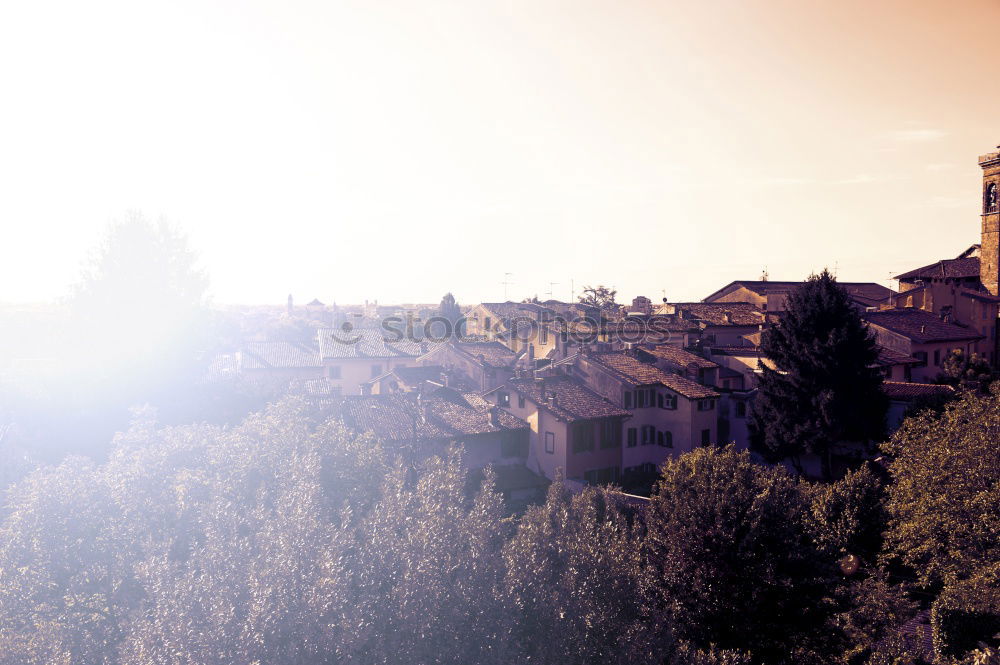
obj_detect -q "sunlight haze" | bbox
[2,0,999,305]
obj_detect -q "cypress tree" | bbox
[749,270,886,479]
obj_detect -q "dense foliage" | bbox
[750,270,887,479]
[3,390,999,664]
[882,385,1000,590]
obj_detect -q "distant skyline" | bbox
[2,0,1000,306]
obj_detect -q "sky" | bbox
[2,0,1000,306]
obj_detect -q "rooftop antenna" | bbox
[570,278,575,303]
[502,272,514,300]
[546,282,559,299]
[761,266,769,282]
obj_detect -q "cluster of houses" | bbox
[215,145,1000,493]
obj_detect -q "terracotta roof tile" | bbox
[588,352,719,399]
[864,309,984,343]
[640,345,719,370]
[895,257,980,281]
[317,328,432,359]
[240,341,321,369]
[507,374,631,422]
[882,381,955,401]
[666,303,765,326]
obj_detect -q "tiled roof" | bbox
[874,347,921,367]
[882,381,955,401]
[240,341,322,369]
[895,257,980,281]
[507,374,631,422]
[341,388,528,442]
[706,345,762,356]
[317,328,432,359]
[704,281,895,303]
[641,345,719,370]
[365,365,445,386]
[864,309,984,343]
[668,303,764,326]
[588,352,720,399]
[456,341,519,368]
[478,301,556,321]
[958,288,1000,303]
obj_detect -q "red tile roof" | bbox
[640,345,719,370]
[506,374,631,423]
[240,341,321,369]
[864,309,984,343]
[318,328,431,359]
[341,388,528,441]
[587,352,719,399]
[882,381,955,401]
[894,257,980,281]
[704,281,894,303]
[667,303,765,326]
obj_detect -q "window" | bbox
[635,390,648,408]
[545,431,555,454]
[370,364,383,378]
[497,391,510,407]
[698,399,715,411]
[571,422,595,453]
[484,316,492,331]
[518,395,525,409]
[641,425,655,446]
[627,427,637,447]
[661,393,677,410]
[735,401,747,418]
[933,350,941,366]
[913,351,928,368]
[624,391,633,409]
[657,430,673,448]
[328,365,342,380]
[701,429,711,446]
[600,420,621,449]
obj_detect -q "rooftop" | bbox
[587,351,720,399]
[240,341,321,369]
[663,302,765,326]
[506,374,631,422]
[639,345,719,370]
[882,381,955,401]
[703,280,895,304]
[894,257,980,282]
[864,308,984,344]
[341,388,528,441]
[317,328,431,359]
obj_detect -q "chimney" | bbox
[536,376,547,399]
[723,311,733,324]
[920,325,926,334]
[547,393,557,409]
[416,394,427,424]
[488,406,502,428]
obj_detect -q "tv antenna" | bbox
[546,282,559,299]
[502,272,514,300]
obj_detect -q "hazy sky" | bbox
[2,0,1000,306]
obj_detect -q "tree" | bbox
[938,349,997,394]
[749,270,887,479]
[438,292,462,325]
[644,446,838,665]
[881,385,1000,589]
[504,481,670,665]
[578,285,618,313]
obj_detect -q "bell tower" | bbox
[979,147,1000,295]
